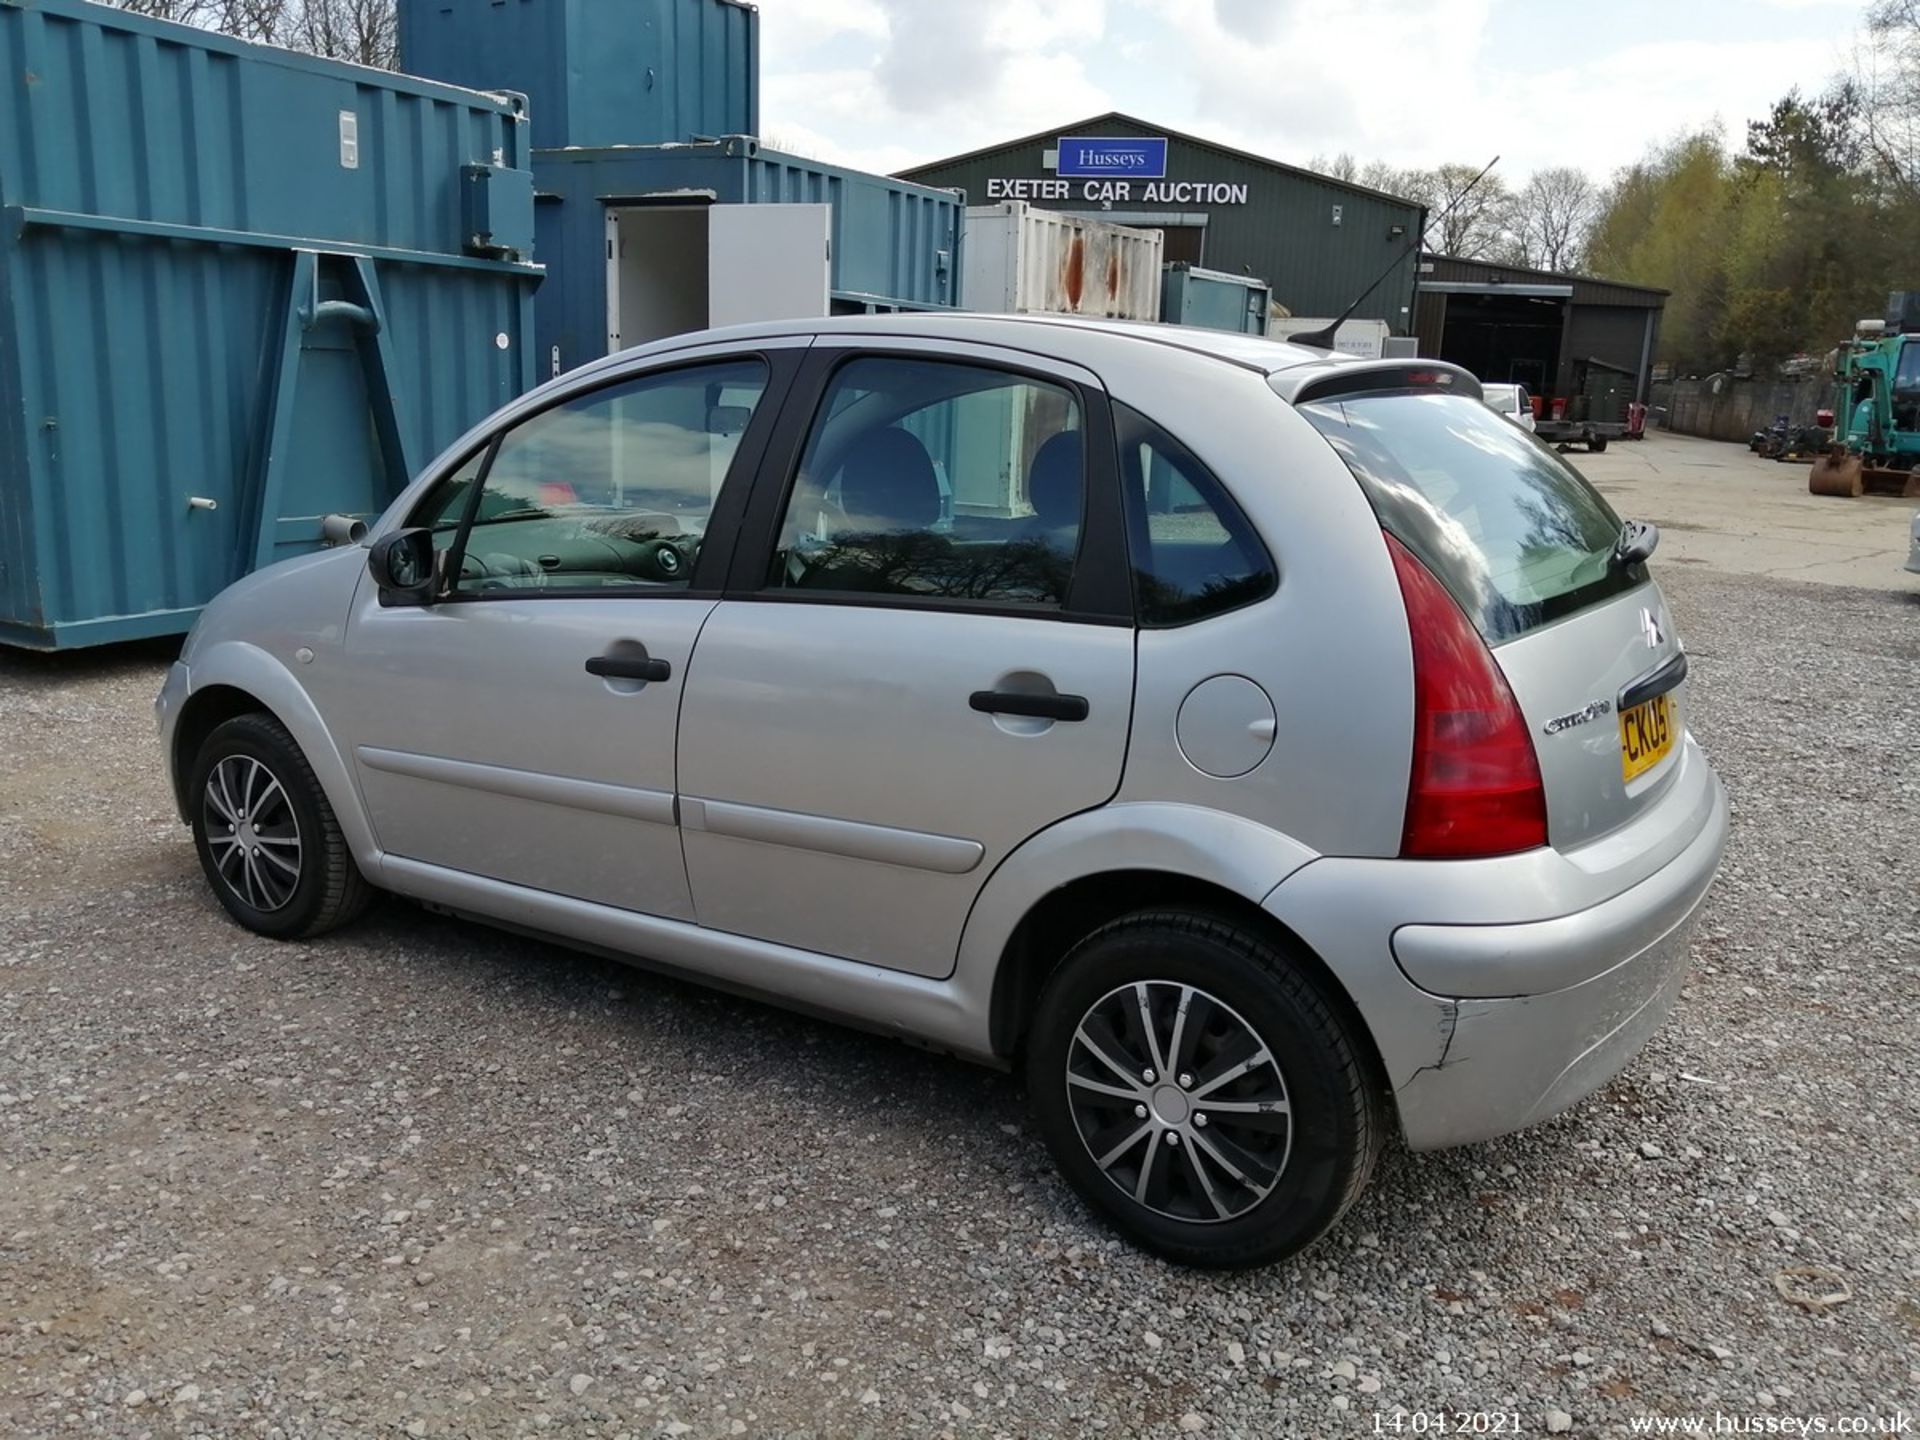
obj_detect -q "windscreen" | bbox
[1895,338,1920,397]
[1299,389,1643,643]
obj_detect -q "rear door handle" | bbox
[969,690,1089,722]
[586,654,672,682]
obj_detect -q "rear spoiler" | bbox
[1277,360,1483,406]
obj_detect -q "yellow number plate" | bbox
[1618,693,1675,782]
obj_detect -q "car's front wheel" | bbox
[1026,910,1384,1268]
[189,713,375,939]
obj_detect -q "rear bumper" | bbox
[1265,736,1729,1150]
[1389,780,1724,1148]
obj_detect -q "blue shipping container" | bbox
[535,138,963,376]
[399,0,758,152]
[0,0,544,649]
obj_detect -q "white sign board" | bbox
[1275,317,1390,360]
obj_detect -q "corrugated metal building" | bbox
[1414,253,1667,403]
[897,113,1426,332]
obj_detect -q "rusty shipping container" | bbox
[961,201,1164,321]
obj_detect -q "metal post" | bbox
[247,250,318,573]
[343,256,413,499]
[1636,307,1657,405]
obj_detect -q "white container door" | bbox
[707,203,832,328]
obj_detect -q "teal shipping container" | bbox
[1161,263,1272,337]
[400,0,758,152]
[0,0,543,649]
[397,0,960,377]
[534,138,963,376]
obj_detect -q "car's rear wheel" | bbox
[189,713,374,939]
[1025,910,1383,1268]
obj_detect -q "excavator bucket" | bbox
[1862,466,1916,497]
[1808,449,1863,497]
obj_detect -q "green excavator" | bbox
[1808,290,1920,498]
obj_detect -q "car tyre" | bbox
[1025,909,1384,1269]
[189,713,375,939]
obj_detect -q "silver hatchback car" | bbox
[159,315,1727,1268]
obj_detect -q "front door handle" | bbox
[969,689,1089,722]
[586,654,671,683]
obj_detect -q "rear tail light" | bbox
[1386,533,1547,858]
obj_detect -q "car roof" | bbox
[587,311,1366,382]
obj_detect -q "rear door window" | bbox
[765,356,1085,609]
[1298,389,1639,642]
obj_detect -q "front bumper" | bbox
[155,661,192,817]
[1266,738,1730,1150]
[1906,513,1920,574]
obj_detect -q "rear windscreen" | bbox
[1298,390,1642,643]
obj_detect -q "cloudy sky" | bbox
[757,0,1870,186]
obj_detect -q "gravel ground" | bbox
[2,566,1917,1439]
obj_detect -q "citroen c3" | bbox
[158,314,1728,1268]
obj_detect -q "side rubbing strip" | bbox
[683,797,985,875]
[356,747,677,826]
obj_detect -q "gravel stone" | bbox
[0,568,1915,1437]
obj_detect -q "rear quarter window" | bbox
[1298,389,1641,643]
[1115,403,1275,626]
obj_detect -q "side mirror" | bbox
[368,528,437,606]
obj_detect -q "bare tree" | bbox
[1423,161,1512,259]
[102,0,395,68]
[1308,151,1361,183]
[1511,166,1597,271]
[761,132,823,161]
[112,0,286,39]
[1302,155,1529,256]
[1861,0,1920,198]
[293,0,397,68]
[1359,160,1429,202]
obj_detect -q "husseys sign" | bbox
[982,135,1251,206]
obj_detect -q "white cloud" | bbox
[758,0,1115,174]
[756,0,888,52]
[755,0,1859,184]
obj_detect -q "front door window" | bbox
[410,360,769,593]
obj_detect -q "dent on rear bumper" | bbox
[1265,740,1730,1150]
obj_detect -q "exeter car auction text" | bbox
[985,177,1251,204]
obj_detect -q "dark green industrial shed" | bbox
[1413,253,1668,404]
[897,113,1427,331]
